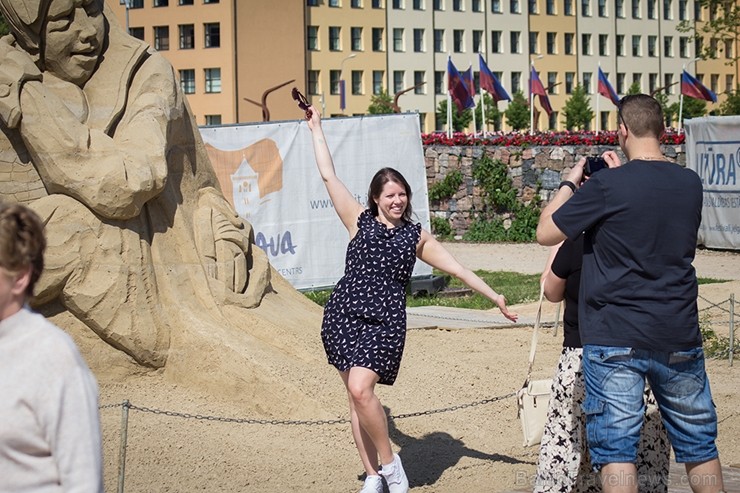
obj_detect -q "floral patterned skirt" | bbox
[533,347,670,493]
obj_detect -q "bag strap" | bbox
[523,281,546,387]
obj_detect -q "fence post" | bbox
[118,400,130,493]
[730,294,735,367]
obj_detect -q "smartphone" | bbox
[584,156,607,177]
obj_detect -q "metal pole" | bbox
[117,400,130,493]
[730,293,735,367]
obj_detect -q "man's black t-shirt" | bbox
[551,235,584,348]
[552,160,703,351]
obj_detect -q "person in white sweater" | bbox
[0,202,104,493]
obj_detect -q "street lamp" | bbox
[678,56,701,133]
[339,53,357,112]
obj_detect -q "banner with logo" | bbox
[199,114,433,289]
[685,116,740,250]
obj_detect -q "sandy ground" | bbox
[91,243,740,493]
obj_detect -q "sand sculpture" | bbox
[0,0,304,384]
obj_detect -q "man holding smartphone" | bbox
[536,94,725,493]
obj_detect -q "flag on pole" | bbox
[448,57,474,114]
[478,54,511,102]
[597,67,620,106]
[461,66,477,108]
[681,70,717,102]
[529,65,553,115]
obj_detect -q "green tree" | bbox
[652,92,676,127]
[436,99,473,132]
[475,93,504,131]
[561,85,594,130]
[0,11,8,36]
[677,0,740,64]
[719,87,740,115]
[626,82,642,95]
[367,89,395,115]
[670,96,708,125]
[504,91,529,131]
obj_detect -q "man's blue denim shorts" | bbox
[582,345,718,467]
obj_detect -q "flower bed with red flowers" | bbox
[420,130,685,147]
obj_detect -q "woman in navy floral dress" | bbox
[306,105,518,493]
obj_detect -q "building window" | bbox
[547,32,556,54]
[564,32,574,54]
[154,26,169,51]
[307,0,319,5]
[393,71,404,92]
[205,115,221,125]
[472,0,482,11]
[665,73,676,94]
[648,35,657,57]
[351,70,363,95]
[154,0,168,6]
[414,71,425,94]
[129,0,143,7]
[582,0,591,16]
[473,30,483,53]
[529,0,538,14]
[546,0,556,13]
[329,26,341,51]
[633,72,642,90]
[695,36,703,57]
[435,71,444,94]
[204,0,219,3]
[664,36,673,57]
[564,0,574,15]
[393,28,405,52]
[179,24,194,49]
[179,0,193,5]
[726,74,735,93]
[617,72,625,93]
[549,112,558,130]
[581,33,591,55]
[511,71,521,93]
[710,74,719,93]
[352,27,363,51]
[529,32,539,54]
[491,31,502,52]
[583,71,592,93]
[725,39,734,59]
[330,70,340,95]
[413,0,424,8]
[565,72,575,93]
[632,35,641,56]
[308,70,319,95]
[616,0,625,16]
[454,29,464,52]
[373,70,384,94]
[373,0,383,6]
[679,36,689,57]
[307,26,319,50]
[372,28,384,51]
[453,0,463,10]
[598,0,606,16]
[647,0,656,18]
[352,0,362,6]
[204,23,220,48]
[632,0,640,18]
[179,69,195,94]
[329,0,340,6]
[434,29,444,52]
[511,31,521,53]
[129,27,144,40]
[393,0,404,7]
[679,0,687,19]
[205,68,221,93]
[547,72,557,94]
[434,0,443,9]
[649,73,658,93]
[511,0,520,13]
[617,34,625,56]
[663,0,672,18]
[599,34,608,55]
[492,0,502,11]
[414,28,425,52]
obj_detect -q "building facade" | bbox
[107,0,738,131]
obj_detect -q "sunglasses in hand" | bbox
[292,87,313,120]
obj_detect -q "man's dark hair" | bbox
[618,94,665,139]
[0,203,46,296]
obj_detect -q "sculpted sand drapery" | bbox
[0,0,272,368]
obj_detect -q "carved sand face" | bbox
[43,0,105,86]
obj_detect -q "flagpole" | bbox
[530,60,535,135]
[447,55,452,138]
[596,62,601,134]
[481,89,487,136]
[678,57,701,134]
[470,62,477,136]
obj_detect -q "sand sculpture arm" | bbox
[15,55,173,220]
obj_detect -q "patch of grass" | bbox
[302,271,541,309]
[697,277,727,285]
[700,315,739,360]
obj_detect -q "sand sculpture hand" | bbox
[0,36,41,128]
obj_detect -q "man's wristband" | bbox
[559,180,576,193]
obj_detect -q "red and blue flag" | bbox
[529,66,553,115]
[597,67,620,106]
[478,54,511,102]
[448,58,474,114]
[681,70,717,102]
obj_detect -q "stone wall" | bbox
[424,144,686,238]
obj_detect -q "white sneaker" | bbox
[360,475,383,493]
[379,454,409,493]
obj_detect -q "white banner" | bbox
[685,115,740,250]
[199,114,433,290]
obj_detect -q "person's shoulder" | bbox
[21,309,87,366]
